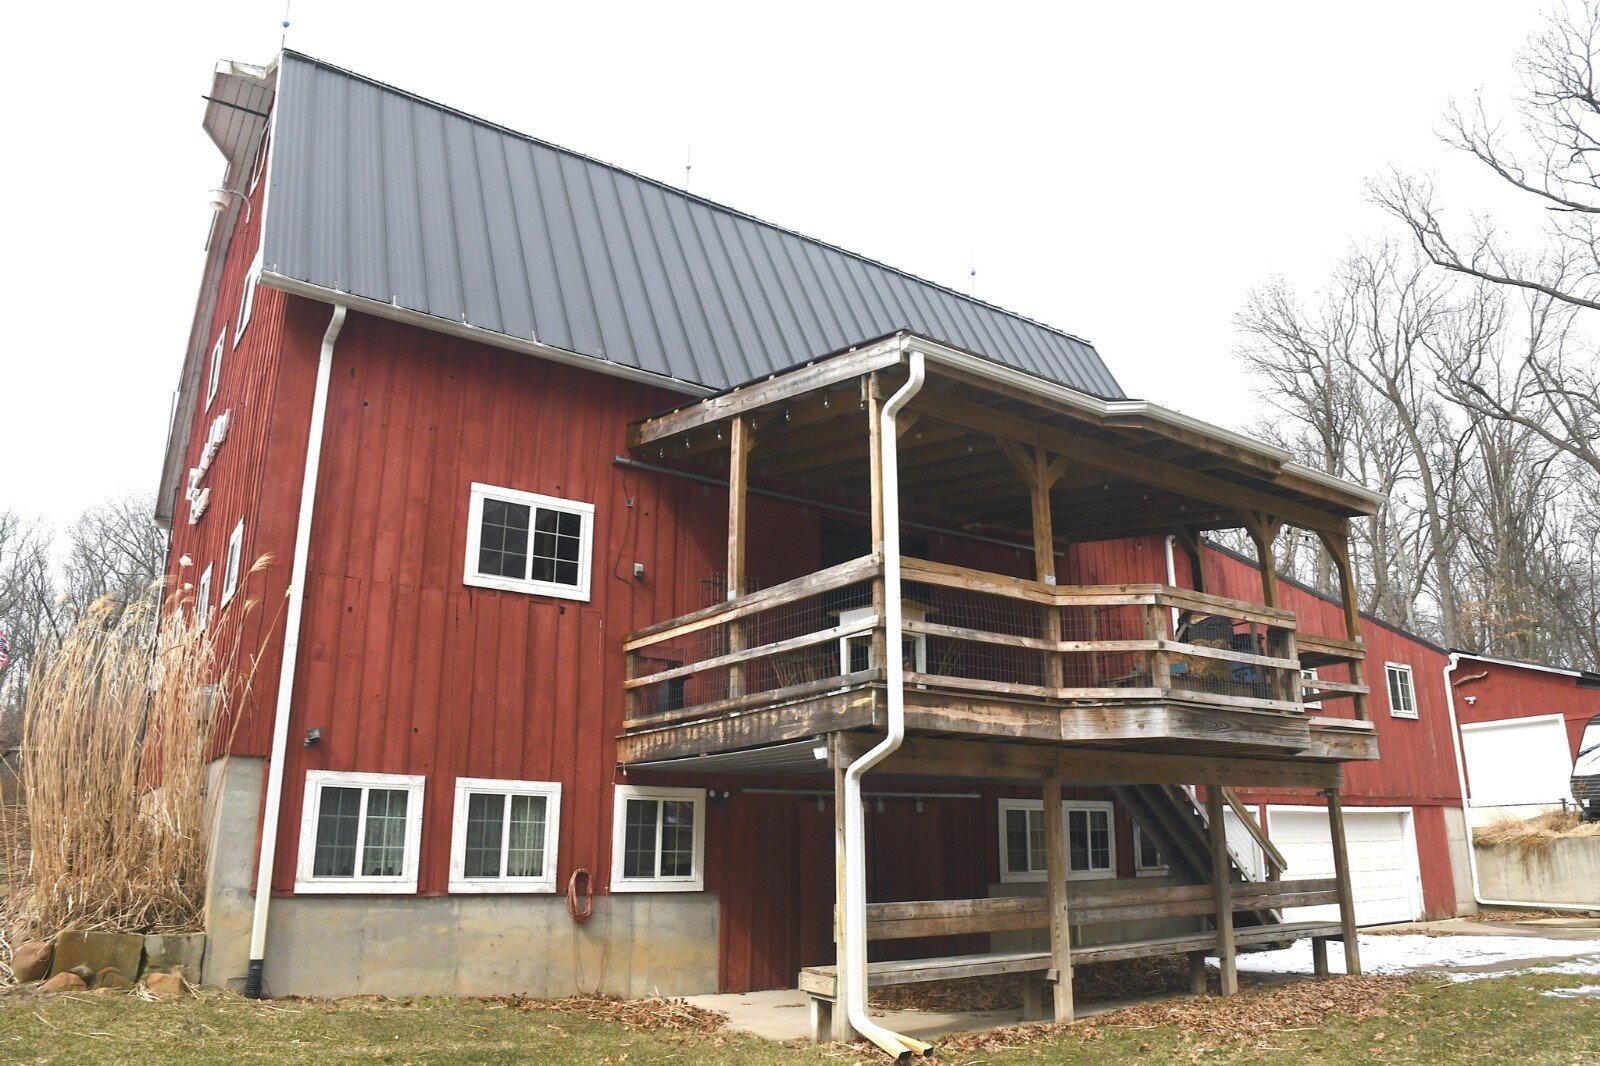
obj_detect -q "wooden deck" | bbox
[620,554,1376,769]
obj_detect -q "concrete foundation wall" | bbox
[202,757,720,998]
[1474,838,1600,909]
[1441,806,1479,917]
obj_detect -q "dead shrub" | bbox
[1474,809,1600,856]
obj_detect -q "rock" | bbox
[39,972,87,992]
[69,965,95,984]
[49,931,144,983]
[141,971,185,997]
[10,940,52,983]
[94,967,133,990]
[143,933,206,981]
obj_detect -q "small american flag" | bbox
[0,628,9,674]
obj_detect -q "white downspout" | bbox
[1443,652,1596,913]
[842,351,931,1062]
[244,303,348,997]
[1163,534,1180,630]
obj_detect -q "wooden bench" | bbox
[802,879,1345,1041]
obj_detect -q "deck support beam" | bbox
[1004,445,1070,687]
[1206,786,1239,995]
[828,733,857,1042]
[726,415,753,697]
[1322,787,1363,975]
[1042,777,1074,1022]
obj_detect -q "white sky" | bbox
[0,0,1549,530]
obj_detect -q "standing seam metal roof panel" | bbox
[264,52,1125,398]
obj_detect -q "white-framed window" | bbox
[295,770,425,894]
[206,332,226,409]
[998,799,1117,882]
[196,564,213,632]
[220,518,244,607]
[448,778,561,893]
[1385,662,1418,719]
[1133,823,1168,876]
[610,785,705,892]
[464,483,594,601]
[235,251,261,344]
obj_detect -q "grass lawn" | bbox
[0,971,1595,1065]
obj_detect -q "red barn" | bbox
[159,51,1581,1038]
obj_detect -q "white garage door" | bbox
[1461,715,1574,808]
[1268,808,1420,926]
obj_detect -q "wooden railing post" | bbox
[1042,777,1074,1022]
[1147,602,1172,696]
[1001,443,1069,690]
[866,375,889,672]
[1206,786,1239,995]
[1318,527,1370,721]
[726,414,753,698]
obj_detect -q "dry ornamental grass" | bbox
[0,562,273,958]
[1473,809,1600,855]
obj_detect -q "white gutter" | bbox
[244,303,348,997]
[841,350,932,1062]
[1442,652,1597,912]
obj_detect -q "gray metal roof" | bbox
[264,52,1124,398]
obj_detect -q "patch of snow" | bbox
[1542,984,1600,999]
[1237,934,1600,978]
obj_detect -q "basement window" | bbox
[464,483,594,601]
[448,778,562,893]
[998,799,1117,882]
[295,771,424,894]
[610,785,705,892]
[196,564,213,632]
[206,332,225,409]
[220,518,244,607]
[1386,662,1418,719]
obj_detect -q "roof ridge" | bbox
[278,49,1098,352]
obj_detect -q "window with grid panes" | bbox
[465,483,594,601]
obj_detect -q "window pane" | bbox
[1387,668,1402,708]
[1068,810,1089,872]
[478,499,531,579]
[531,507,582,586]
[623,799,658,879]
[362,788,410,877]
[1027,810,1046,873]
[1088,810,1111,870]
[313,786,361,877]
[464,792,505,878]
[1005,809,1030,873]
[660,800,696,877]
[1139,829,1162,869]
[507,794,547,878]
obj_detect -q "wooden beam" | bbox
[1206,786,1238,995]
[1042,777,1074,1022]
[726,414,753,697]
[1318,528,1371,721]
[829,733,857,1042]
[866,374,888,670]
[921,394,1349,535]
[1323,788,1363,975]
[629,340,903,446]
[1241,511,1284,608]
[842,734,1344,789]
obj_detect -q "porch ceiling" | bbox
[628,334,1379,543]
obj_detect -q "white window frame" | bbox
[196,564,213,632]
[997,798,1118,883]
[206,332,225,410]
[220,518,244,607]
[610,785,705,892]
[1385,661,1418,719]
[234,251,261,344]
[463,483,594,601]
[1133,823,1168,876]
[448,777,562,893]
[294,770,425,894]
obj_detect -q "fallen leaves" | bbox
[519,992,729,1034]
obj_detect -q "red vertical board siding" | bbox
[1453,661,1600,759]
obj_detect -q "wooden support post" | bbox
[829,734,857,1042]
[1318,528,1370,721]
[1042,777,1074,1022]
[866,375,888,672]
[1312,937,1330,978]
[1206,786,1239,995]
[1323,787,1362,976]
[1006,445,1069,688]
[1147,604,1172,695]
[1188,951,1209,995]
[726,415,753,698]
[1241,511,1283,609]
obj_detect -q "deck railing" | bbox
[624,555,1321,730]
